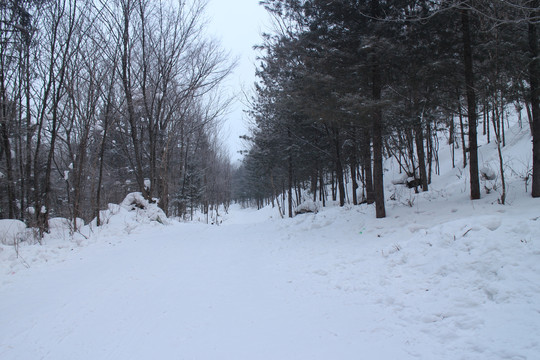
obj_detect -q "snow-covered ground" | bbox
[1,124,539,359]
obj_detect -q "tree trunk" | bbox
[121,2,149,200]
[288,153,293,218]
[24,48,33,223]
[458,102,467,167]
[363,127,375,204]
[331,171,336,201]
[311,172,317,202]
[333,127,346,207]
[526,101,534,134]
[491,114,506,204]
[450,116,455,168]
[414,117,428,191]
[501,100,506,147]
[350,163,358,205]
[482,104,489,136]
[372,63,386,218]
[427,119,433,183]
[461,7,481,200]
[95,57,117,226]
[288,129,293,217]
[319,169,326,207]
[96,121,108,226]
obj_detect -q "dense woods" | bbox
[235,0,540,217]
[0,0,234,232]
[2,0,540,232]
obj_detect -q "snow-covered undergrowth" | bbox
[1,125,539,359]
[0,192,168,272]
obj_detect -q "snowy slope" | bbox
[1,124,539,359]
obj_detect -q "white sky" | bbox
[205,1,270,163]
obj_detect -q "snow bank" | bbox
[0,193,172,275]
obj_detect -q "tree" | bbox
[460,3,481,200]
[0,0,235,234]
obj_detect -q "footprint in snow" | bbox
[483,218,502,231]
[313,269,328,276]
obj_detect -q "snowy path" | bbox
[1,201,540,359]
[0,219,402,359]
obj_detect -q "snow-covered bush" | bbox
[0,220,27,245]
[480,166,496,181]
[295,200,320,215]
[120,192,169,225]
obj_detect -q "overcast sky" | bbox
[205,1,270,163]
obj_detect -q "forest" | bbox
[0,0,235,234]
[1,0,540,236]
[234,0,540,218]
[3,2,540,357]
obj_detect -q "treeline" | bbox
[234,0,540,217]
[0,0,234,232]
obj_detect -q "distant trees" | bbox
[0,0,235,231]
[235,0,540,217]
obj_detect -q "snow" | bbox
[0,220,27,245]
[49,217,84,230]
[480,166,496,181]
[119,192,168,225]
[0,124,539,359]
[392,173,408,185]
[294,200,320,214]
